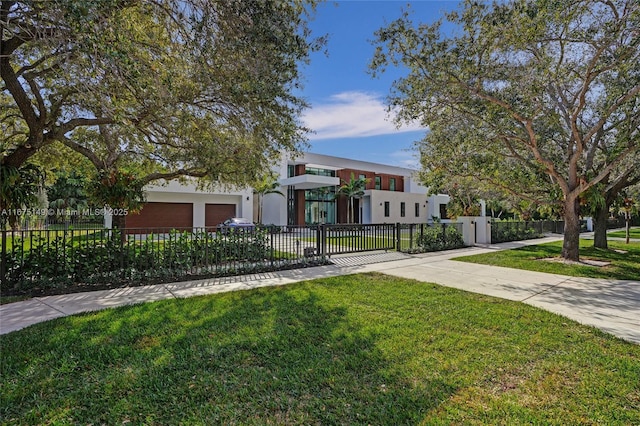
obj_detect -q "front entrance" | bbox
[305,200,336,224]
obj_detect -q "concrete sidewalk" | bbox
[1,236,639,344]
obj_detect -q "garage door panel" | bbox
[125,202,193,230]
[205,204,236,227]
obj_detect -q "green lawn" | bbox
[454,239,640,280]
[0,228,106,251]
[608,227,640,239]
[1,273,639,424]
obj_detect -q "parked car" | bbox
[218,217,255,233]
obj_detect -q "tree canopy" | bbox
[1,0,323,189]
[371,0,640,260]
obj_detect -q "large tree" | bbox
[1,0,322,187]
[371,0,639,261]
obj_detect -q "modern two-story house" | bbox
[261,152,450,226]
[115,152,449,229]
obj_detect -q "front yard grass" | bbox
[608,227,640,239]
[454,239,640,280]
[1,273,639,424]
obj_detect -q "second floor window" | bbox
[375,176,381,190]
[389,178,396,191]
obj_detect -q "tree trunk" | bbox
[349,198,354,224]
[562,196,581,261]
[592,203,609,249]
[112,214,125,230]
[110,214,127,244]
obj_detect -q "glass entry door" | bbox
[305,200,335,224]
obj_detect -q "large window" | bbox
[304,186,336,224]
[400,202,406,217]
[287,186,295,225]
[305,167,335,177]
[384,201,390,217]
[375,176,381,190]
[389,178,396,191]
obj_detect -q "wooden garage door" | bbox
[205,204,236,227]
[125,202,193,230]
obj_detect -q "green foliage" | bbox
[0,163,44,228]
[336,172,369,223]
[253,172,285,224]
[88,169,145,212]
[2,228,274,294]
[491,221,543,243]
[46,170,91,218]
[414,224,465,252]
[371,0,640,260]
[2,0,325,189]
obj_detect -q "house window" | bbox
[415,203,420,217]
[305,167,335,177]
[400,202,406,217]
[389,178,396,191]
[384,201,390,217]
[439,204,448,219]
[375,176,381,190]
[359,173,366,180]
[287,186,296,225]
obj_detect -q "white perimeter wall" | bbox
[261,191,288,225]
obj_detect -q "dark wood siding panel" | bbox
[205,204,236,227]
[336,169,376,190]
[125,202,193,230]
[294,164,306,176]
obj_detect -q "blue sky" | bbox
[300,1,461,168]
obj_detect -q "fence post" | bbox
[270,228,274,268]
[0,229,6,287]
[396,223,401,252]
[319,224,326,257]
[119,228,125,279]
[316,225,321,258]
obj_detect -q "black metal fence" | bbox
[399,222,465,253]
[606,215,640,229]
[321,223,396,256]
[1,222,466,296]
[490,219,591,243]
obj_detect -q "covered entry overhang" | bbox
[279,174,340,190]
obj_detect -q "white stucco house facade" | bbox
[113,152,450,229]
[261,152,450,226]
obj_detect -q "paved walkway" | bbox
[1,236,639,344]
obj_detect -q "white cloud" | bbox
[302,91,425,140]
[389,150,420,169]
